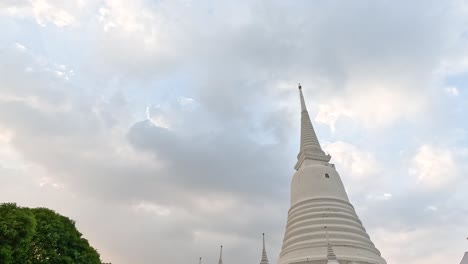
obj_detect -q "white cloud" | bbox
[315,102,353,132]
[409,144,460,190]
[31,0,75,27]
[146,105,171,129]
[178,97,195,107]
[1,0,85,27]
[372,227,462,264]
[14,42,27,51]
[133,201,171,216]
[0,130,23,170]
[38,176,64,190]
[193,194,239,214]
[425,205,438,212]
[98,0,160,37]
[92,0,184,76]
[445,86,460,96]
[315,85,427,130]
[324,141,380,179]
[366,193,393,202]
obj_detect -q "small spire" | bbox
[199,257,202,264]
[325,227,340,264]
[295,83,331,170]
[298,83,308,113]
[218,245,223,264]
[260,233,269,264]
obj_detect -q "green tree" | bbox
[0,203,107,264]
[0,203,36,263]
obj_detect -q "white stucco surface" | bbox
[277,86,386,264]
[460,252,468,264]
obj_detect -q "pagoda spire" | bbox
[259,233,269,264]
[218,245,223,264]
[295,84,330,170]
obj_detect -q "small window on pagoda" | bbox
[325,173,330,178]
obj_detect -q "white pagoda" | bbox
[277,85,387,264]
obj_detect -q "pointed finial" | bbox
[199,257,202,264]
[263,233,265,249]
[218,245,223,264]
[298,83,307,113]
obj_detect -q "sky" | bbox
[1,0,468,263]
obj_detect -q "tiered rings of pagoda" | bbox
[278,162,386,264]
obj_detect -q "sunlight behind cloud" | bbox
[316,85,427,130]
[324,141,380,179]
[133,200,171,216]
[315,102,353,132]
[32,0,75,27]
[445,86,460,96]
[146,105,171,129]
[409,144,460,190]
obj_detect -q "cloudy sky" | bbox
[1,0,468,263]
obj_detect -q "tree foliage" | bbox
[0,203,107,264]
[0,203,36,263]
